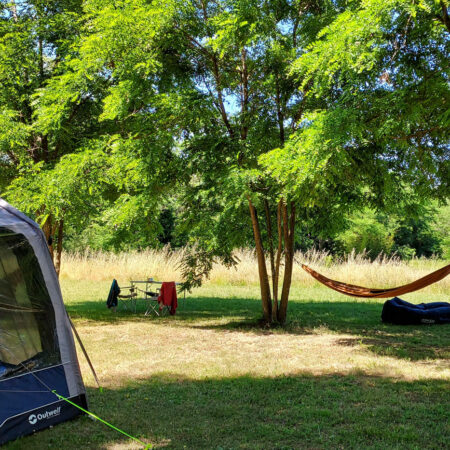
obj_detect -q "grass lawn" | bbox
[4,281,450,449]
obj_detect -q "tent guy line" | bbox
[13,358,151,450]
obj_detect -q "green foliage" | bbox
[263,0,449,211]
[337,211,396,258]
[0,0,107,242]
[335,205,447,259]
[394,218,442,259]
[432,204,450,259]
[5,142,111,226]
[1,0,448,298]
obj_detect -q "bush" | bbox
[336,211,395,259]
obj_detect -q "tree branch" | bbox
[275,75,285,144]
[4,150,19,166]
[196,0,235,138]
[211,56,235,138]
[240,47,249,140]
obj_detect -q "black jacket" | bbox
[107,279,120,308]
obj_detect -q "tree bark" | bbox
[54,219,64,277]
[211,56,235,138]
[273,199,283,320]
[264,199,277,318]
[248,197,272,324]
[50,221,58,262]
[199,0,235,139]
[42,216,54,261]
[439,0,450,33]
[278,200,295,324]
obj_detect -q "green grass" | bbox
[4,281,450,449]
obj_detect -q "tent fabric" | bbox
[381,297,450,325]
[301,263,450,298]
[0,198,87,445]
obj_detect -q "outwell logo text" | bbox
[28,406,61,425]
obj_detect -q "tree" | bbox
[47,0,345,323]
[1,0,173,271]
[432,204,450,259]
[66,0,440,324]
[261,0,449,267]
[157,0,348,324]
[0,0,104,271]
[4,145,115,274]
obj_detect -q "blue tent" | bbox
[0,199,87,445]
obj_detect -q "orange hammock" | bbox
[301,263,450,298]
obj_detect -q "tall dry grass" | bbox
[60,248,450,293]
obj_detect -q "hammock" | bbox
[301,263,450,298]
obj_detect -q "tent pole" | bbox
[68,316,102,390]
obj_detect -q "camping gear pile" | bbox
[0,199,87,445]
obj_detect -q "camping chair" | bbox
[131,278,178,316]
[124,279,166,316]
[143,288,170,316]
[142,279,170,316]
[117,286,138,312]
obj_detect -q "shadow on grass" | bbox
[6,373,450,450]
[66,296,261,324]
[190,300,450,361]
[67,296,450,362]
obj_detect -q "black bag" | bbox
[381,297,450,325]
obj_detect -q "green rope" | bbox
[52,390,151,449]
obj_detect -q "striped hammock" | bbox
[301,263,450,298]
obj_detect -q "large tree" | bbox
[0,0,170,272]
[262,0,449,220]
[62,0,347,324]
[0,0,105,273]
[51,0,449,324]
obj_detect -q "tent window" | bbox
[0,227,61,379]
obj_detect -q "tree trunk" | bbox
[273,199,283,320]
[278,201,295,324]
[263,199,277,318]
[42,216,55,262]
[248,197,272,324]
[54,219,64,277]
